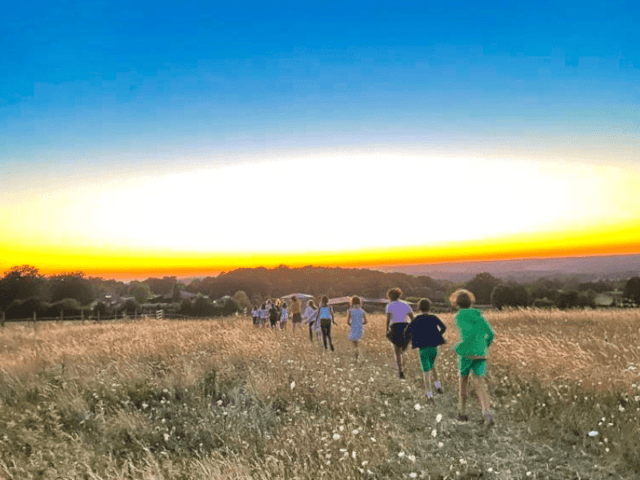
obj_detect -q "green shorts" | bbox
[418,347,438,372]
[459,357,487,377]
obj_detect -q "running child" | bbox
[303,299,318,342]
[405,298,446,403]
[251,305,259,327]
[280,302,289,330]
[314,296,336,351]
[450,289,495,426]
[385,287,414,379]
[347,296,367,360]
[258,303,268,328]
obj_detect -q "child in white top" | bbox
[314,295,336,351]
[258,303,268,328]
[303,300,318,342]
[385,287,414,379]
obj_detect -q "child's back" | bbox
[455,308,494,358]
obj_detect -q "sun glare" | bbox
[1,153,639,275]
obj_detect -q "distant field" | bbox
[1,309,639,479]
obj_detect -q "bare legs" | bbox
[394,345,405,378]
[458,375,492,423]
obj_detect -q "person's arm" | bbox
[485,318,495,348]
[347,309,352,326]
[386,312,392,333]
[436,316,447,334]
[331,306,336,325]
[362,311,367,325]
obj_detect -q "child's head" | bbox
[351,296,361,307]
[308,300,316,309]
[261,303,266,309]
[387,287,402,301]
[321,295,329,305]
[282,302,287,308]
[449,289,476,309]
[291,295,297,302]
[418,298,431,312]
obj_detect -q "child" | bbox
[290,296,302,332]
[450,289,495,426]
[347,296,367,360]
[385,287,415,379]
[303,299,318,342]
[280,302,289,330]
[269,300,280,329]
[405,298,446,402]
[259,303,268,328]
[314,296,336,351]
[251,304,259,327]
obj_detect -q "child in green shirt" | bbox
[450,289,495,426]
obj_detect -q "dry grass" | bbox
[1,309,639,479]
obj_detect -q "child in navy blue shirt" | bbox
[405,298,447,402]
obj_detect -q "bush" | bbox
[491,284,529,310]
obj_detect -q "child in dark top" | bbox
[405,298,447,402]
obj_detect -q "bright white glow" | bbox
[3,154,640,253]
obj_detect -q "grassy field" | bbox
[1,309,639,479]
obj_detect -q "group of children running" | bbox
[250,287,495,426]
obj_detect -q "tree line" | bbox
[1,264,639,322]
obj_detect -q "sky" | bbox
[1,1,639,279]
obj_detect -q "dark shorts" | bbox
[387,323,410,349]
[292,313,302,323]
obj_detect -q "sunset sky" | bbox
[2,1,639,279]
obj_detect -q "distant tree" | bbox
[50,298,81,318]
[192,295,216,317]
[491,284,528,310]
[93,301,109,317]
[556,291,579,309]
[171,284,182,303]
[0,265,44,310]
[122,298,140,315]
[623,277,640,306]
[465,273,501,305]
[143,276,178,295]
[49,272,95,305]
[6,297,47,320]
[232,291,251,312]
[128,282,151,304]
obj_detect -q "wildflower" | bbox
[398,451,405,458]
[589,431,599,437]
[290,381,296,390]
[436,413,443,423]
[414,403,422,411]
[438,442,444,448]
[431,429,437,438]
[333,434,341,440]
[408,454,416,463]
[526,472,532,477]
[410,474,417,478]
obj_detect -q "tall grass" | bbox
[1,310,639,479]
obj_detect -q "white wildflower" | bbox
[436,413,443,423]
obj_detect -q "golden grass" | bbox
[2,308,639,391]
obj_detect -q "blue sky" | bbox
[3,0,638,173]
[2,1,640,275]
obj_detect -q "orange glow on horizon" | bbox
[2,220,638,280]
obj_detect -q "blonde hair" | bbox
[448,289,476,308]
